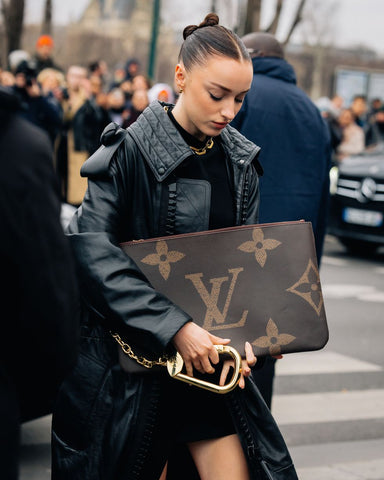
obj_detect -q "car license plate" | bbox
[343,208,383,227]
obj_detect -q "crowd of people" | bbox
[0,34,177,206]
[2,34,383,209]
[317,93,384,164]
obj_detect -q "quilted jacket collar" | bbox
[128,100,260,182]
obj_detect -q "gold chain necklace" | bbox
[190,137,214,155]
[163,105,214,155]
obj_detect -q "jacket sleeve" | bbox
[67,140,192,355]
[243,161,261,226]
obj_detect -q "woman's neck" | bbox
[172,101,207,142]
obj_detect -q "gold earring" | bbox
[179,88,183,93]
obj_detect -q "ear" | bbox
[174,63,186,92]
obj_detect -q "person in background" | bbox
[231,32,331,409]
[124,57,140,81]
[315,96,343,163]
[0,69,15,87]
[109,63,127,90]
[32,34,62,74]
[365,105,384,147]
[148,82,176,104]
[11,58,62,145]
[55,65,90,206]
[350,94,368,131]
[329,94,344,118]
[88,59,109,89]
[0,85,79,480]
[336,108,365,161]
[122,88,149,128]
[131,73,151,92]
[7,50,30,74]
[37,67,66,125]
[106,87,130,125]
[80,74,112,154]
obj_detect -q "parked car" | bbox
[328,143,384,253]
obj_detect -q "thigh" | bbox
[187,434,250,480]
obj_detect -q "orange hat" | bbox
[36,35,54,48]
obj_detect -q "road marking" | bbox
[322,284,384,302]
[297,459,384,480]
[272,389,384,425]
[275,351,382,376]
[321,256,348,267]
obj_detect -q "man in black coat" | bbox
[0,86,79,480]
[232,33,331,409]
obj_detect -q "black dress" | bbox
[157,110,237,444]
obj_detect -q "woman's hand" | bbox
[220,341,257,390]
[172,322,231,377]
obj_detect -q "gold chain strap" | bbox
[111,332,168,369]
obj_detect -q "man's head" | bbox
[35,35,54,60]
[241,32,284,59]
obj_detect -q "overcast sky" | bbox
[25,0,384,56]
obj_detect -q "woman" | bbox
[336,107,365,162]
[52,13,297,480]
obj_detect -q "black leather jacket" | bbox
[52,101,298,480]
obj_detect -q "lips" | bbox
[212,121,228,129]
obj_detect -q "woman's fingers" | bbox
[184,359,194,378]
[209,334,231,345]
[200,355,215,374]
[220,360,233,386]
[245,341,257,367]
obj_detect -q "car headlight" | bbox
[329,166,339,195]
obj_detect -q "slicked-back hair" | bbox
[178,13,251,71]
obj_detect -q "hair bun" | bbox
[182,13,219,40]
[199,13,219,28]
[183,25,199,40]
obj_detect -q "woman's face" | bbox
[173,55,253,141]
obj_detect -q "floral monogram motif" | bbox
[141,240,185,280]
[238,228,281,267]
[252,318,296,355]
[286,259,323,315]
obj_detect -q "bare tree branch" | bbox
[1,0,25,56]
[265,0,283,34]
[283,0,306,45]
[244,0,262,35]
[42,0,52,35]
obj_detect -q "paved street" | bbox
[19,235,384,479]
[273,235,384,479]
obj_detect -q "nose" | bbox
[220,99,236,122]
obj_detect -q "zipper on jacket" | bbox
[227,393,266,480]
[130,379,161,479]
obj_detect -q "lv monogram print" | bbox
[127,222,328,357]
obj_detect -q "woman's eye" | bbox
[235,97,244,104]
[209,93,222,101]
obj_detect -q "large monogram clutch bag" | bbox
[119,221,328,364]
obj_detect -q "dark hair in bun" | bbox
[179,13,250,70]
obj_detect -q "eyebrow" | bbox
[209,82,250,95]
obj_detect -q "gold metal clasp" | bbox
[166,345,242,394]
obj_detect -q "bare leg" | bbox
[159,462,167,480]
[187,434,250,480]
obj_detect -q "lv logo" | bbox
[185,268,248,331]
